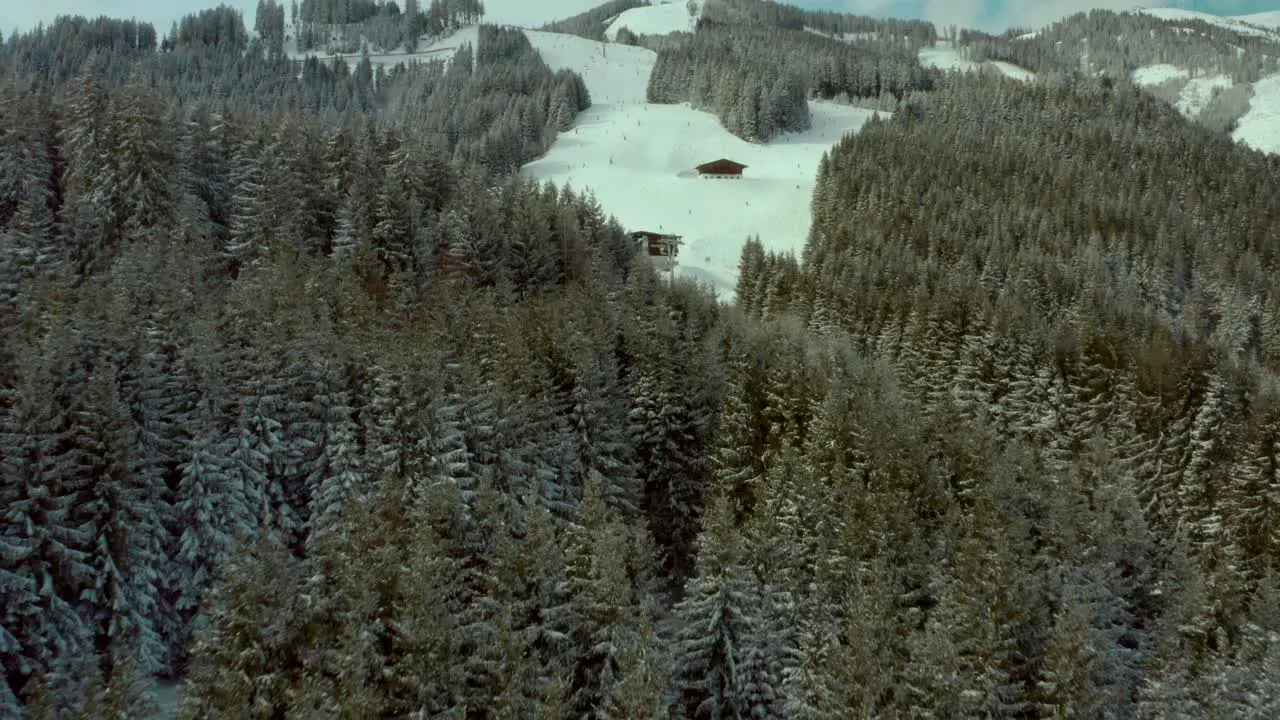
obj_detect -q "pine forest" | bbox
[2,0,1280,717]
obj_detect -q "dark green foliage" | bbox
[166,5,248,49]
[539,0,650,42]
[0,6,683,714]
[725,53,1280,715]
[254,0,287,55]
[11,0,1280,715]
[703,0,936,45]
[961,9,1280,81]
[647,15,936,141]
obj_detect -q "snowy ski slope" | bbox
[918,42,1034,81]
[522,30,878,299]
[605,0,701,40]
[1139,7,1280,40]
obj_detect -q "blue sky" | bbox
[5,0,1278,36]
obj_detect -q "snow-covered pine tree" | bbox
[106,77,179,245]
[667,494,787,719]
[73,359,168,679]
[567,334,641,517]
[0,181,59,313]
[0,340,96,711]
[177,537,314,719]
[223,129,268,274]
[305,356,367,551]
[544,474,663,716]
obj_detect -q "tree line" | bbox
[962,9,1280,82]
[646,18,937,142]
[733,69,1280,714]
[703,0,936,46]
[539,0,650,42]
[1,10,678,716]
[296,0,486,53]
[9,0,1280,715]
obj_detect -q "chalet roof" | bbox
[631,230,682,239]
[696,158,747,174]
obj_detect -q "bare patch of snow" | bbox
[918,44,1032,81]
[919,42,980,72]
[990,61,1035,81]
[1234,74,1280,155]
[1131,63,1190,87]
[1139,8,1279,39]
[1176,74,1233,117]
[1234,11,1280,30]
[605,0,701,40]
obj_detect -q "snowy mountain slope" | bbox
[1235,11,1280,29]
[1175,73,1233,116]
[1139,7,1280,39]
[522,27,877,298]
[482,0,605,28]
[1131,63,1189,86]
[605,0,701,40]
[1130,63,1235,118]
[526,31,656,104]
[988,61,1035,81]
[918,43,1034,81]
[1234,74,1280,154]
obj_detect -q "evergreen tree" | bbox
[668,495,786,719]
[0,339,96,711]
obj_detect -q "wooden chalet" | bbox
[695,158,747,179]
[632,231,683,258]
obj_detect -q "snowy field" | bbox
[1235,11,1280,29]
[1130,64,1248,121]
[526,31,657,105]
[919,43,1034,81]
[605,0,701,40]
[919,43,981,72]
[523,30,878,299]
[1139,8,1280,39]
[1176,73,1233,116]
[1234,75,1280,155]
[1130,63,1189,86]
[988,61,1035,81]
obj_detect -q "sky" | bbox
[3,0,1278,37]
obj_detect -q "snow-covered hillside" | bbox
[605,0,701,40]
[1234,74,1280,155]
[523,29,877,298]
[1235,11,1280,29]
[1129,63,1235,118]
[1126,61,1280,156]
[1140,7,1280,39]
[1131,63,1188,86]
[526,30,656,105]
